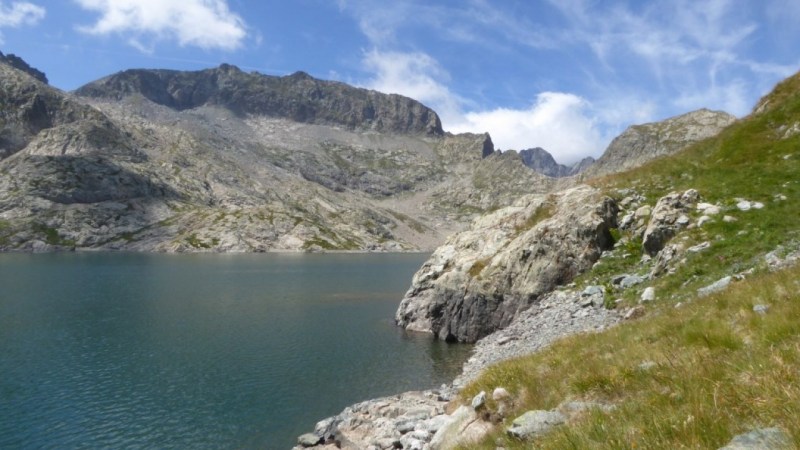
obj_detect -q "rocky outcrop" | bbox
[395,185,618,343]
[584,109,735,178]
[642,189,698,255]
[291,389,453,450]
[454,288,621,386]
[75,65,443,136]
[0,51,47,84]
[518,147,594,178]
[0,63,109,159]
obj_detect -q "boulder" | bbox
[642,190,698,255]
[396,185,618,343]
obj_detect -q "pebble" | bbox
[640,287,656,302]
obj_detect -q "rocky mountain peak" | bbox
[517,147,594,178]
[74,66,444,136]
[0,51,47,84]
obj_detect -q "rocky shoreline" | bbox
[292,287,626,450]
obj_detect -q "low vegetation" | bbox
[461,266,800,449]
[514,198,556,234]
[455,74,800,448]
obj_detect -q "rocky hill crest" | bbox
[75,65,443,136]
[583,108,735,178]
[518,147,594,178]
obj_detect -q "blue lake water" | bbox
[0,253,471,449]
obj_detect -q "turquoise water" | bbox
[0,253,471,449]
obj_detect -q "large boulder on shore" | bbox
[395,185,618,343]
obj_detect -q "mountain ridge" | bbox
[74,64,444,136]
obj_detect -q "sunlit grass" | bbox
[460,267,800,449]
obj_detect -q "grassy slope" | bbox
[457,73,800,449]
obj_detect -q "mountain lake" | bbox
[0,252,472,449]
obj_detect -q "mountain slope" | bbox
[582,108,736,178]
[0,60,553,252]
[397,71,800,448]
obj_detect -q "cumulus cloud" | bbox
[0,1,45,43]
[449,93,605,163]
[74,0,247,51]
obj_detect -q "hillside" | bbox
[0,60,554,252]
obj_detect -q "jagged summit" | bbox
[517,147,594,178]
[75,65,444,136]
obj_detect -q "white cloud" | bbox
[0,1,45,43]
[74,0,247,51]
[450,93,605,163]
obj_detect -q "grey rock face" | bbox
[584,109,735,178]
[75,65,443,136]
[518,147,594,178]
[395,185,618,343]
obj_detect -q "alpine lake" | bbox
[0,252,472,449]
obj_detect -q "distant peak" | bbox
[217,63,241,73]
[287,71,313,80]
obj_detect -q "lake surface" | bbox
[0,253,471,449]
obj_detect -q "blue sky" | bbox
[1,0,798,163]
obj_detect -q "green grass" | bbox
[469,258,490,278]
[514,198,556,234]
[459,267,800,449]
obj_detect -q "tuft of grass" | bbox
[515,199,556,234]
[459,266,800,449]
[469,258,490,278]
[185,233,218,249]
